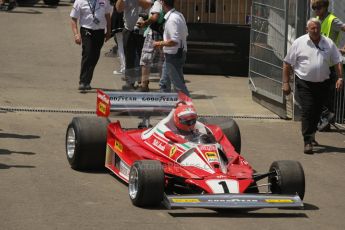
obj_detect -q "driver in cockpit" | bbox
[170,101,216,144]
[173,101,198,135]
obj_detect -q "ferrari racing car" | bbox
[65,91,305,209]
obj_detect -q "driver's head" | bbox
[173,102,197,132]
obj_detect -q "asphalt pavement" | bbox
[1,1,345,230]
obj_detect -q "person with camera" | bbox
[136,0,164,92]
[116,0,152,91]
[153,0,190,96]
[70,0,112,91]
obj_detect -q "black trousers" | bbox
[122,29,144,84]
[323,66,337,113]
[296,77,330,143]
[79,27,105,85]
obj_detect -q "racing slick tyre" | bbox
[65,116,110,170]
[268,160,305,200]
[128,160,165,207]
[198,116,241,153]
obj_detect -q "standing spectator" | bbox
[136,0,164,92]
[116,0,152,91]
[111,4,126,75]
[153,0,189,96]
[282,18,343,154]
[70,0,112,91]
[311,0,345,131]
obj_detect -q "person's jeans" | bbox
[159,51,190,96]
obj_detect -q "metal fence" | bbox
[249,0,293,105]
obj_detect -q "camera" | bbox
[133,12,149,34]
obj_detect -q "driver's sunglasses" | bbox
[312,5,323,11]
[180,118,196,126]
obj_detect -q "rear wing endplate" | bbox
[96,90,178,117]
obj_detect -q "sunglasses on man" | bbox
[312,5,323,11]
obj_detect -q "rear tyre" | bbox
[65,116,110,170]
[128,160,165,207]
[198,117,241,153]
[268,160,305,200]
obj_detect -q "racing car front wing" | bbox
[164,193,303,209]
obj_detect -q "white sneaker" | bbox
[113,70,124,75]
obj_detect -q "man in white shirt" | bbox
[153,0,190,96]
[282,18,343,154]
[70,0,112,91]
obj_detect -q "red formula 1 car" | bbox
[65,91,305,209]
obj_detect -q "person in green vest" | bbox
[311,0,345,131]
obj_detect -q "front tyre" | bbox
[65,116,110,170]
[128,160,165,207]
[268,160,305,200]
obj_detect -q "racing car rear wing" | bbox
[96,90,178,117]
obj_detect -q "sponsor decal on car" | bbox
[199,145,217,151]
[141,96,178,102]
[96,90,110,117]
[208,199,259,203]
[265,199,294,203]
[110,96,137,102]
[97,92,110,104]
[98,102,107,115]
[169,145,177,157]
[114,140,123,153]
[119,161,130,180]
[153,139,165,151]
[172,198,200,203]
[205,152,218,162]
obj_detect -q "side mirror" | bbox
[164,131,186,143]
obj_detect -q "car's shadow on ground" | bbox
[169,211,308,219]
[164,202,318,217]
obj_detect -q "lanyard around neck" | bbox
[87,0,98,16]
